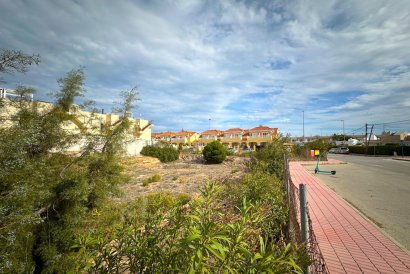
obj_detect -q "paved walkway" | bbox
[290,161,410,274]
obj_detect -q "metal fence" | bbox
[284,158,329,274]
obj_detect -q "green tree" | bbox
[203,140,227,164]
[0,49,40,83]
[332,133,351,141]
[0,66,136,273]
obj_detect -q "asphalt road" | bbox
[309,154,410,252]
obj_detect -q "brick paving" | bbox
[289,161,410,274]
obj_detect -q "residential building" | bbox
[0,89,152,155]
[221,128,245,149]
[380,131,408,144]
[247,125,279,149]
[171,130,199,146]
[151,125,279,151]
[151,131,175,142]
[197,129,222,148]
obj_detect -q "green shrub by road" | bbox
[349,145,409,155]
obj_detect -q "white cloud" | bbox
[0,0,409,135]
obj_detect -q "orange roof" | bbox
[224,128,244,133]
[249,125,277,132]
[152,131,175,137]
[201,129,222,135]
[175,130,197,136]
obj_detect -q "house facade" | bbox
[246,126,279,149]
[172,130,199,145]
[0,89,152,155]
[221,128,245,150]
[197,129,222,148]
[151,131,175,142]
[151,125,279,151]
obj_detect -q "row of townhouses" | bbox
[1,88,279,153]
[152,126,279,150]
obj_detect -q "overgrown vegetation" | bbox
[0,52,136,273]
[74,181,307,273]
[292,139,332,160]
[0,50,308,273]
[71,137,308,273]
[203,140,227,164]
[141,142,179,162]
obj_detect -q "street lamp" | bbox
[340,120,345,145]
[302,111,305,141]
[209,118,211,130]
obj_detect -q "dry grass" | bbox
[118,155,248,201]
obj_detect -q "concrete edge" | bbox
[392,157,410,162]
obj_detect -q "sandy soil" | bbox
[118,154,248,201]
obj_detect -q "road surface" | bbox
[307,154,410,252]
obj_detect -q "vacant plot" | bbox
[119,154,248,200]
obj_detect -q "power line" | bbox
[373,119,410,126]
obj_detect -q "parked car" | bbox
[339,147,349,154]
[329,147,349,154]
[329,148,337,153]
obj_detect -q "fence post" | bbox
[299,184,310,274]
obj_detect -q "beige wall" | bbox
[0,98,152,152]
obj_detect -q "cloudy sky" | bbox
[1,0,409,136]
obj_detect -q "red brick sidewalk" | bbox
[290,162,410,274]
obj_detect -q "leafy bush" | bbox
[348,145,366,154]
[202,141,227,164]
[74,182,306,273]
[141,143,179,162]
[250,138,289,179]
[349,145,409,155]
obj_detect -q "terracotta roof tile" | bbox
[249,125,277,132]
[175,130,197,136]
[201,129,222,135]
[224,128,244,133]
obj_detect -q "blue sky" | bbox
[1,0,409,136]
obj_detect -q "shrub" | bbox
[250,138,288,179]
[142,174,161,186]
[151,174,161,182]
[202,141,227,164]
[74,182,306,273]
[349,145,409,156]
[141,144,179,162]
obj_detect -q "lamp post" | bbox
[209,118,211,130]
[341,120,345,145]
[302,111,305,141]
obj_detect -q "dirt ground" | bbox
[118,154,248,201]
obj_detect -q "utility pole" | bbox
[341,120,345,145]
[302,111,305,141]
[365,123,368,155]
